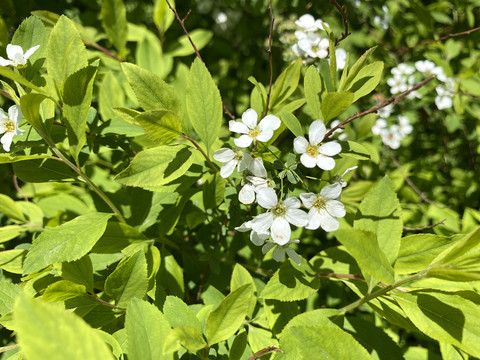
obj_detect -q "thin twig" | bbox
[12,174,28,202]
[388,148,447,209]
[263,0,275,117]
[82,39,124,62]
[165,0,235,120]
[318,273,409,292]
[248,346,285,360]
[0,344,19,354]
[403,219,446,232]
[330,0,351,45]
[323,75,436,141]
[0,88,12,100]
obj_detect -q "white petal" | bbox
[235,221,252,232]
[318,208,340,231]
[248,158,267,177]
[251,212,274,233]
[238,152,252,172]
[8,105,22,124]
[284,197,301,209]
[229,120,249,134]
[1,132,14,152]
[305,209,321,230]
[309,120,326,145]
[250,231,269,246]
[0,122,6,134]
[286,247,301,265]
[320,183,342,200]
[262,242,275,254]
[23,45,40,60]
[6,44,23,61]
[271,217,291,245]
[326,200,346,218]
[15,128,25,136]
[299,193,316,208]
[234,135,253,148]
[300,153,317,168]
[293,136,308,154]
[259,115,281,131]
[272,246,286,262]
[256,188,277,209]
[220,160,236,178]
[0,57,13,66]
[286,208,308,227]
[316,155,336,170]
[213,148,235,162]
[239,184,256,204]
[242,108,258,129]
[319,141,341,156]
[256,129,274,142]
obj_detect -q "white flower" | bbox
[0,105,25,152]
[251,188,307,245]
[435,86,452,110]
[335,48,347,70]
[235,221,270,246]
[213,148,252,178]
[294,120,341,171]
[297,35,329,59]
[398,116,413,136]
[229,109,281,148]
[377,104,393,118]
[391,63,415,77]
[331,166,358,188]
[329,120,348,141]
[387,75,408,94]
[295,14,328,32]
[0,44,40,68]
[300,183,346,231]
[373,5,391,30]
[238,158,269,205]
[380,126,402,149]
[415,60,435,74]
[372,118,388,135]
[262,239,302,265]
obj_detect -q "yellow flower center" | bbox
[234,151,244,161]
[248,128,261,139]
[306,144,319,157]
[5,120,15,133]
[272,204,287,217]
[313,196,326,210]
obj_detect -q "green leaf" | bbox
[0,226,24,243]
[13,158,77,183]
[354,176,403,264]
[154,0,175,34]
[0,280,23,315]
[261,258,320,301]
[12,15,48,64]
[23,213,112,274]
[63,64,98,159]
[121,62,183,116]
[264,299,299,335]
[347,61,384,101]
[136,32,172,79]
[279,112,303,138]
[431,226,480,268]
[135,110,183,144]
[0,194,25,222]
[104,250,148,307]
[163,296,202,331]
[0,249,26,274]
[231,263,256,317]
[57,255,94,293]
[14,295,114,360]
[43,280,87,302]
[99,72,126,121]
[321,91,354,122]
[19,93,50,136]
[115,145,194,188]
[92,222,148,254]
[164,326,207,353]
[270,59,302,110]
[166,29,213,57]
[157,250,185,299]
[339,141,371,160]
[395,234,459,274]
[101,0,128,53]
[334,228,394,284]
[394,290,480,358]
[339,46,377,92]
[186,58,223,155]
[304,65,323,119]
[0,154,53,164]
[0,67,44,93]
[205,283,253,345]
[47,15,88,90]
[126,298,173,360]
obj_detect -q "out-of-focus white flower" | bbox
[415,60,435,74]
[215,12,228,24]
[300,183,346,232]
[329,119,348,141]
[251,188,308,245]
[298,36,329,59]
[372,118,388,135]
[0,44,40,68]
[294,120,341,170]
[398,116,413,136]
[295,14,329,32]
[262,239,301,265]
[391,63,415,77]
[377,104,393,119]
[435,86,453,110]
[373,5,391,30]
[387,75,408,94]
[335,48,347,70]
[380,126,402,149]
[0,105,25,152]
[229,108,281,148]
[213,148,252,178]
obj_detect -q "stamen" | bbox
[5,121,15,133]
[306,144,319,157]
[313,196,326,209]
[272,204,287,217]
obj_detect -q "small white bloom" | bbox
[372,118,388,135]
[0,105,25,152]
[229,109,281,148]
[377,104,393,119]
[435,86,452,110]
[335,48,347,70]
[238,158,269,205]
[262,239,302,265]
[380,126,402,149]
[251,188,307,245]
[0,44,40,68]
[331,166,358,188]
[235,221,270,246]
[294,120,341,171]
[295,14,327,32]
[387,75,408,94]
[213,148,252,178]
[397,115,413,136]
[415,60,435,74]
[300,183,346,232]
[329,119,347,140]
[391,63,415,77]
[373,5,391,30]
[298,36,329,59]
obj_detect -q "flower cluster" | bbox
[372,111,413,149]
[215,111,349,265]
[373,5,391,30]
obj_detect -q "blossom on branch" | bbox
[0,105,25,152]
[229,108,281,148]
[0,44,40,68]
[213,148,252,178]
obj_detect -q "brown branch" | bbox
[407,26,480,51]
[263,0,275,117]
[0,88,12,100]
[330,0,351,46]
[83,39,124,62]
[323,75,436,141]
[12,174,28,202]
[248,346,285,360]
[403,219,446,232]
